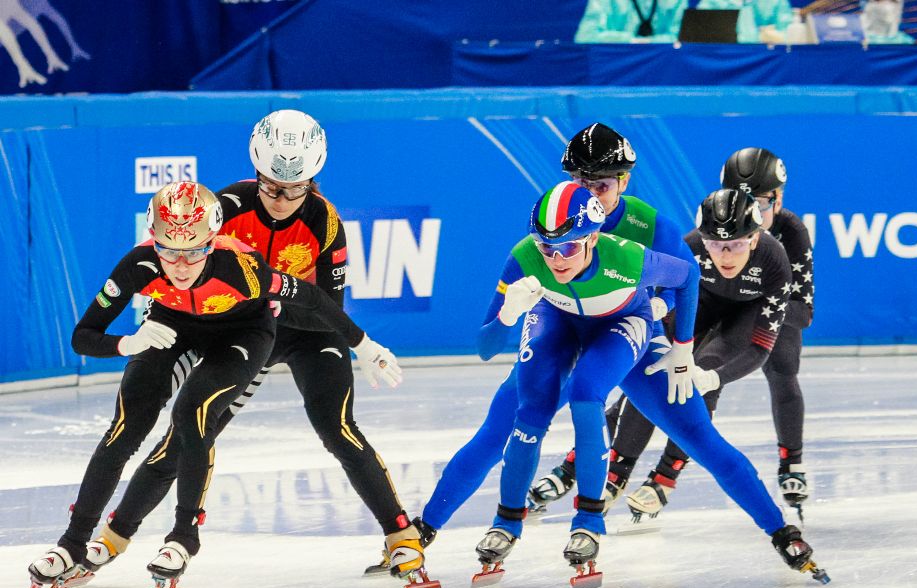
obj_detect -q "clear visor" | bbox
[154,242,214,264]
[702,237,753,254]
[755,192,777,212]
[257,176,311,201]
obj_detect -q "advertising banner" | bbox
[3,106,916,380]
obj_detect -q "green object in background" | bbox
[575,0,688,43]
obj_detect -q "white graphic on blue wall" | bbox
[0,0,89,88]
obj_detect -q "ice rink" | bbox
[1,355,916,588]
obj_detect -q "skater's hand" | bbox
[352,335,403,388]
[649,297,669,322]
[117,320,177,356]
[692,367,720,394]
[644,339,695,404]
[499,276,545,326]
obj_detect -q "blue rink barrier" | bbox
[1,87,916,382]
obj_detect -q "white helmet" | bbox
[249,110,327,183]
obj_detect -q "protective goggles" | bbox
[755,192,777,212]
[257,177,311,201]
[702,237,754,254]
[154,242,214,264]
[535,237,589,259]
[571,173,624,194]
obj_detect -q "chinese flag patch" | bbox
[332,247,347,264]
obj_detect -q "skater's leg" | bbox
[59,350,181,561]
[568,315,650,535]
[763,326,808,508]
[623,358,784,534]
[424,367,519,529]
[167,328,273,556]
[763,326,805,465]
[492,305,576,538]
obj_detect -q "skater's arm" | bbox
[639,248,699,344]
[650,214,695,315]
[72,249,145,357]
[477,256,528,361]
[776,211,814,329]
[258,254,364,348]
[713,245,793,386]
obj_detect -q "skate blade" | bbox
[526,498,548,514]
[614,521,661,536]
[150,575,179,588]
[570,569,603,588]
[800,561,830,585]
[780,503,806,529]
[59,570,95,588]
[402,567,441,588]
[471,563,505,587]
[628,510,660,524]
[363,564,391,577]
[30,568,96,588]
[535,511,575,525]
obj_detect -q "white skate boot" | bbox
[82,523,130,572]
[529,461,576,512]
[601,472,628,515]
[778,464,809,524]
[626,471,675,523]
[147,542,190,587]
[28,546,89,588]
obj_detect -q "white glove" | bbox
[498,276,546,326]
[645,340,695,405]
[692,367,720,395]
[650,297,669,322]
[117,320,177,356]
[269,301,282,318]
[352,334,403,388]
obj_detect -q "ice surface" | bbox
[1,356,916,587]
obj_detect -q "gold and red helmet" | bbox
[146,182,223,249]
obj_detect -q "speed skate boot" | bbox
[147,542,191,588]
[412,517,438,549]
[82,523,131,572]
[472,528,517,586]
[363,517,438,578]
[28,546,91,588]
[601,472,627,515]
[564,529,603,588]
[771,525,830,584]
[626,470,675,523]
[385,525,440,588]
[528,451,576,512]
[779,464,809,523]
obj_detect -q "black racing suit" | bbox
[105,181,412,550]
[606,230,795,483]
[60,237,363,560]
[761,209,814,470]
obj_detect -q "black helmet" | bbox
[562,123,637,180]
[721,147,787,195]
[697,189,763,241]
